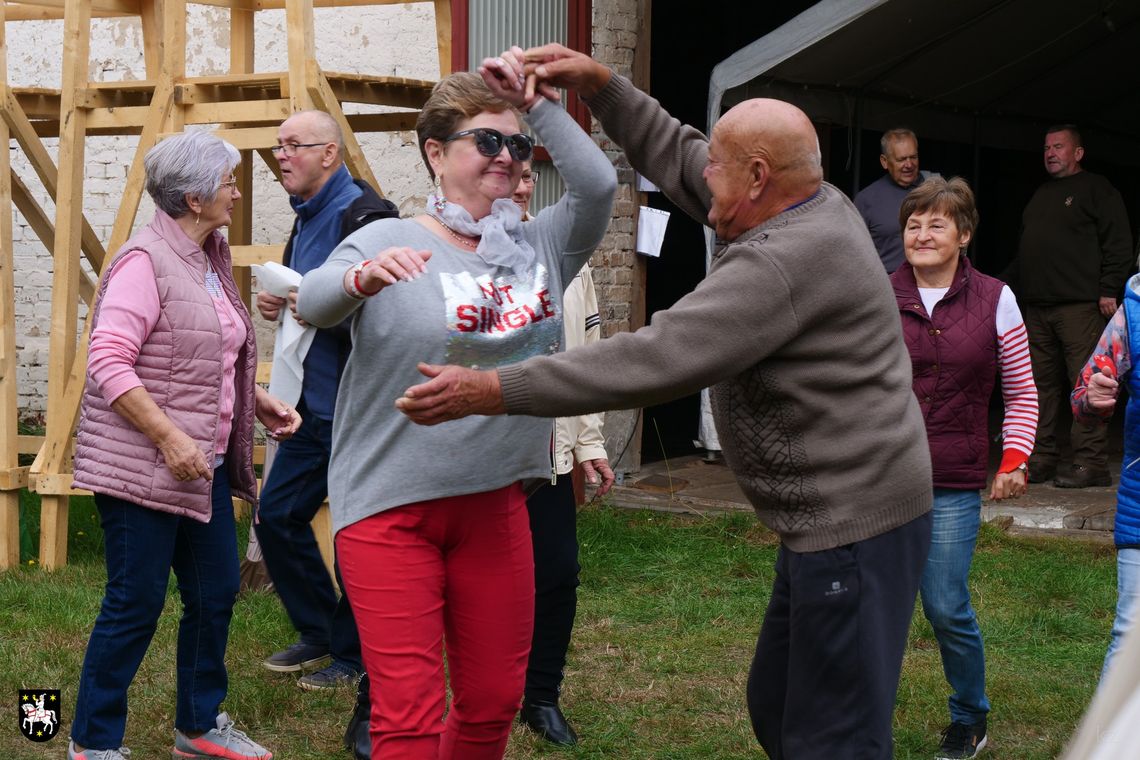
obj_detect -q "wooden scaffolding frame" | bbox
[0,0,452,570]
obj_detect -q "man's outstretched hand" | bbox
[396,363,506,425]
[522,43,612,101]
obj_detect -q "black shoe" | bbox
[343,673,371,759]
[263,641,330,673]
[519,698,578,746]
[1053,465,1112,489]
[299,660,360,690]
[1027,461,1056,484]
[936,718,987,759]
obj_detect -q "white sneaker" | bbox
[172,712,272,759]
[68,740,132,760]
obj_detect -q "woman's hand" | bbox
[255,387,301,440]
[158,427,213,482]
[110,386,212,482]
[344,248,432,297]
[1087,370,1119,411]
[989,469,1028,500]
[479,46,542,110]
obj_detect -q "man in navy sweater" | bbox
[255,110,376,691]
[854,128,925,273]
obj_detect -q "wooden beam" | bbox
[10,173,98,305]
[5,0,139,20]
[18,435,45,455]
[285,0,316,113]
[308,66,381,193]
[0,0,18,570]
[185,99,292,124]
[138,1,160,78]
[105,82,175,272]
[187,0,442,7]
[3,91,108,273]
[345,111,419,133]
[38,0,94,570]
[0,467,30,491]
[32,472,89,495]
[229,0,257,306]
[433,0,452,77]
[231,244,285,267]
[8,0,141,13]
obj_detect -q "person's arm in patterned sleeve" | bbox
[1072,305,1131,424]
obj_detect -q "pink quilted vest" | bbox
[72,211,258,520]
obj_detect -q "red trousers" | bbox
[337,483,535,760]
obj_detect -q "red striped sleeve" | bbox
[997,320,1037,472]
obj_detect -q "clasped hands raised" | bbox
[477,43,613,111]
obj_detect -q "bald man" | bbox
[255,110,396,705]
[389,46,932,758]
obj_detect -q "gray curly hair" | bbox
[144,130,240,218]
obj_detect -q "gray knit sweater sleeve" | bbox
[587,74,713,226]
[496,74,932,552]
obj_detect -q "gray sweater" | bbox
[498,75,932,552]
[298,99,617,533]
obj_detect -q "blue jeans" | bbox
[72,463,239,750]
[919,487,990,724]
[1102,547,1140,679]
[255,404,361,669]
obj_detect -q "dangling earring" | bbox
[196,213,201,226]
[432,176,447,215]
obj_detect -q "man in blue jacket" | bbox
[255,110,394,697]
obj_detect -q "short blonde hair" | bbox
[415,71,520,181]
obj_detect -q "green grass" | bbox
[1,500,1115,759]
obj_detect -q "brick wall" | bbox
[589,0,645,473]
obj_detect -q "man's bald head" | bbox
[284,110,344,153]
[703,98,822,240]
[717,99,822,188]
[276,109,345,200]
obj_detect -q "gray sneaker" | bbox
[298,660,361,691]
[263,641,330,673]
[172,712,271,759]
[68,740,132,759]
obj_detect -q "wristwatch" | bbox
[1016,462,1028,475]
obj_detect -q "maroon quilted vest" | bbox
[892,256,1004,489]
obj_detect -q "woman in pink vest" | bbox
[68,130,300,760]
[891,176,1038,760]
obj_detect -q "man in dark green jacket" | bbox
[1008,125,1132,488]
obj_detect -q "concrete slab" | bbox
[610,454,1118,540]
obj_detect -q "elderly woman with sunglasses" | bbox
[297,49,616,760]
[68,130,300,760]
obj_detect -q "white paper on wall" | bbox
[636,206,670,258]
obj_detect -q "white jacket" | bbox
[554,264,606,475]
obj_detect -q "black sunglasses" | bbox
[443,128,534,161]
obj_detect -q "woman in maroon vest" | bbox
[891,177,1038,760]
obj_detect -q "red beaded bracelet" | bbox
[352,260,381,298]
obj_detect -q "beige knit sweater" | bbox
[498,75,931,552]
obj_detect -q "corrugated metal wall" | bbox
[467,0,568,213]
